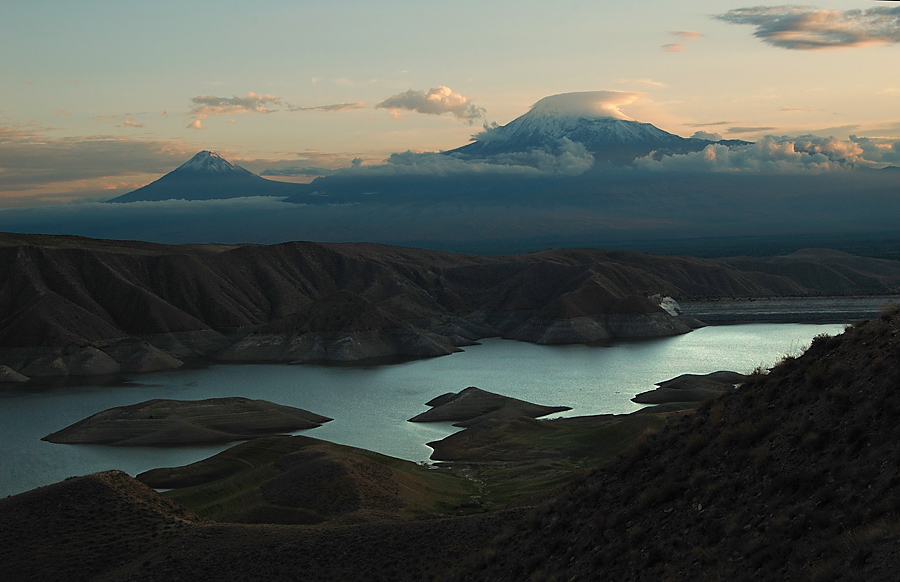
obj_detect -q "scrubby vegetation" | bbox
[460,306,900,581]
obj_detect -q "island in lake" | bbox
[43,397,332,446]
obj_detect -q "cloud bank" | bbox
[3,165,899,255]
[691,131,724,141]
[367,139,593,177]
[636,135,900,173]
[0,124,195,203]
[260,158,363,178]
[717,6,900,50]
[376,86,485,122]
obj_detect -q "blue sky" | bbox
[1,1,898,206]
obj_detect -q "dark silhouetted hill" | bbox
[458,305,900,581]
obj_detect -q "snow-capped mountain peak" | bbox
[489,112,682,147]
[448,91,691,161]
[108,150,298,202]
[175,150,252,175]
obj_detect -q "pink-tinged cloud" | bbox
[92,114,147,127]
[687,121,735,128]
[527,91,644,121]
[190,92,282,116]
[728,126,779,134]
[289,101,367,112]
[691,131,724,141]
[717,6,900,50]
[672,30,702,40]
[0,124,198,201]
[636,135,900,173]
[662,43,685,52]
[188,92,282,128]
[617,78,667,88]
[376,86,485,123]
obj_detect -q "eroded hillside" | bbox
[2,232,898,380]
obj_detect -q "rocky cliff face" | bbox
[1,233,898,380]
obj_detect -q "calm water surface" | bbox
[0,323,843,497]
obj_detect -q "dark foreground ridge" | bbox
[1,232,899,382]
[460,305,900,581]
[0,467,518,582]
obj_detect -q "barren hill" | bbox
[2,232,899,380]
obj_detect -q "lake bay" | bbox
[0,323,843,497]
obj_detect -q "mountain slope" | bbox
[109,151,299,202]
[447,92,726,164]
[460,306,900,581]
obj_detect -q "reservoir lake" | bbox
[0,323,844,497]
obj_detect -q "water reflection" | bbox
[0,323,843,496]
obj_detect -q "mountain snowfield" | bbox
[456,96,687,153]
[448,92,716,163]
[113,92,729,203]
[175,150,254,175]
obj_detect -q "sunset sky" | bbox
[2,0,899,206]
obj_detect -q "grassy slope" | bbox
[460,305,900,581]
[139,435,479,524]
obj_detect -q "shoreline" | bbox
[679,295,899,325]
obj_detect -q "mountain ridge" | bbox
[1,232,899,380]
